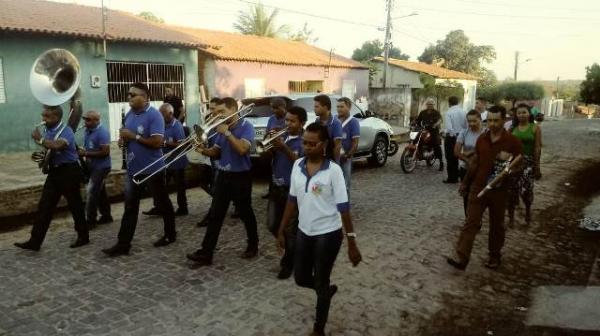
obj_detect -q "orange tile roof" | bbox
[0,0,209,48]
[373,57,478,80]
[173,26,367,69]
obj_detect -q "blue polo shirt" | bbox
[266,115,286,132]
[317,115,343,141]
[340,116,360,153]
[272,134,304,187]
[164,119,188,170]
[45,122,79,166]
[124,104,165,177]
[214,119,254,172]
[84,123,111,171]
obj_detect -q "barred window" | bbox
[106,61,185,102]
[288,80,323,93]
[0,58,6,103]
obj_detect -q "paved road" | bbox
[1,119,599,336]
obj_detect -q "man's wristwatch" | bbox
[224,130,232,137]
[135,134,141,141]
[346,232,357,239]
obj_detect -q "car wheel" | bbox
[368,134,388,167]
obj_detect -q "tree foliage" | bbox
[288,23,318,44]
[478,81,545,104]
[137,11,165,24]
[351,39,409,63]
[233,3,290,38]
[580,63,600,104]
[414,74,464,110]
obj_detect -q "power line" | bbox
[400,5,600,21]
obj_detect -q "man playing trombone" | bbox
[187,97,259,266]
[102,83,176,257]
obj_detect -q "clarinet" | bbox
[121,108,127,170]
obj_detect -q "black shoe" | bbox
[153,236,176,247]
[277,267,293,279]
[197,219,209,227]
[443,179,458,184]
[102,244,130,257]
[186,250,212,265]
[142,207,161,216]
[69,237,90,248]
[446,257,467,270]
[14,241,40,251]
[175,208,189,216]
[97,216,113,224]
[485,258,501,270]
[241,245,258,259]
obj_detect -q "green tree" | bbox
[351,39,409,62]
[233,3,290,38]
[480,81,545,105]
[288,23,318,44]
[418,30,497,86]
[137,11,164,24]
[580,63,600,104]
[414,74,464,110]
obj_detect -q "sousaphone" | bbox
[30,49,83,173]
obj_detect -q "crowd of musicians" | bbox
[13,81,543,336]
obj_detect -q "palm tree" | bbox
[233,3,290,38]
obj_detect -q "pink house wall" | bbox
[206,60,369,99]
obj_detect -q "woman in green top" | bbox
[508,103,542,226]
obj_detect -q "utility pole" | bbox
[101,0,107,56]
[513,51,519,81]
[382,0,393,89]
[556,76,560,99]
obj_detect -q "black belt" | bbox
[51,162,79,169]
[219,170,251,177]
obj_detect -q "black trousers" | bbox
[444,135,459,181]
[167,168,187,210]
[429,130,444,161]
[266,184,297,271]
[117,172,175,248]
[459,167,469,215]
[30,163,88,246]
[294,229,343,332]
[85,167,111,223]
[201,170,258,256]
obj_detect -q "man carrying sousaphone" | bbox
[15,105,89,251]
[447,105,523,271]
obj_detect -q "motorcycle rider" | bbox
[414,98,444,171]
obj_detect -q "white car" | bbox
[242,94,395,167]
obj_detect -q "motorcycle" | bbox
[400,122,441,173]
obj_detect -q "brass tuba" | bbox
[30,49,83,173]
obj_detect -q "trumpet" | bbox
[34,122,46,128]
[131,104,255,185]
[256,127,288,154]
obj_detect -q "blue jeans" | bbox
[341,158,352,194]
[294,229,343,332]
[85,167,111,223]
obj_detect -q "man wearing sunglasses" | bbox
[102,83,176,257]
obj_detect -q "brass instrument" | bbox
[256,127,288,154]
[29,49,82,173]
[477,154,523,198]
[131,104,255,185]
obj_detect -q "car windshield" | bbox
[245,104,273,118]
[292,97,315,112]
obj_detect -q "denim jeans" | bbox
[85,167,111,223]
[117,171,175,247]
[340,158,352,193]
[294,229,343,332]
[266,184,297,271]
[200,170,258,256]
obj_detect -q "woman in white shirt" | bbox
[278,122,362,336]
[454,109,484,215]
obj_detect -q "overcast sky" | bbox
[59,0,600,80]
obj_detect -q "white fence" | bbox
[541,98,564,118]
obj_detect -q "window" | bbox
[106,61,185,102]
[0,58,6,103]
[244,78,265,98]
[288,80,323,93]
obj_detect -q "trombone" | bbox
[132,104,255,185]
[256,127,288,154]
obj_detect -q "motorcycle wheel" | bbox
[387,140,399,156]
[426,155,435,166]
[400,147,417,173]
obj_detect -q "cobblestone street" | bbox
[1,119,599,336]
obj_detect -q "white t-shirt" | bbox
[289,158,349,236]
